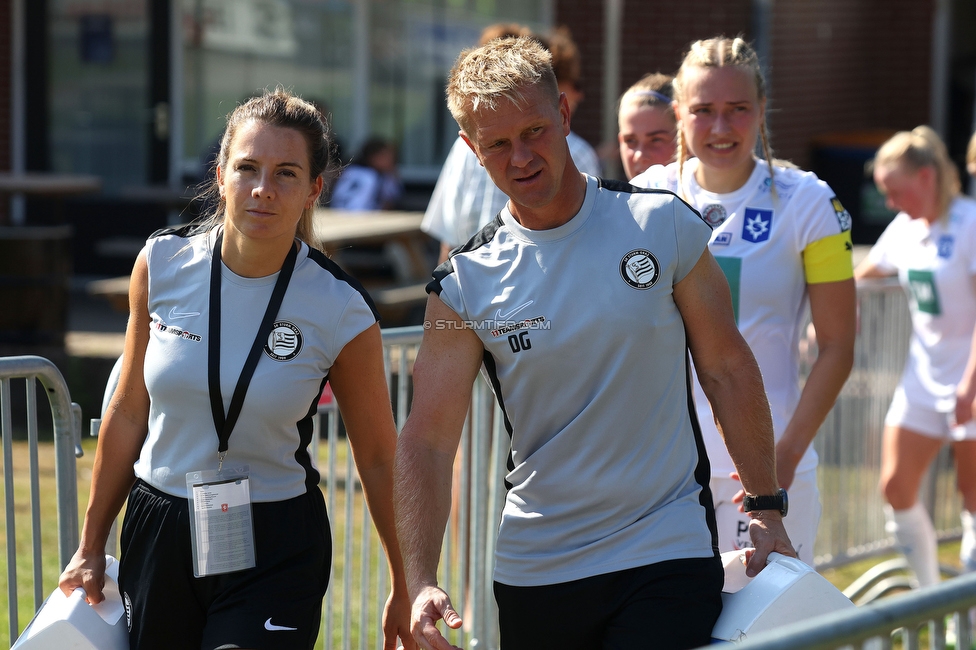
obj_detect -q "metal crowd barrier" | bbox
[320,325,507,649]
[0,277,967,649]
[327,278,964,649]
[0,355,81,648]
[699,572,976,650]
[812,279,962,569]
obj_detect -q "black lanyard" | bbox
[207,230,298,460]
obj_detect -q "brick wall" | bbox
[556,0,752,163]
[0,0,10,224]
[769,0,933,168]
[556,0,933,172]
[0,0,10,173]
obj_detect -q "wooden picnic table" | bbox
[312,209,430,285]
[0,172,102,225]
[0,172,102,196]
[89,209,434,324]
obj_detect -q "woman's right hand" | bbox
[58,548,107,604]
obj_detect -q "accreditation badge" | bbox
[185,467,256,577]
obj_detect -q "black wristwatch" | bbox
[742,488,788,516]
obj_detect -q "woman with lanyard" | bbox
[855,127,976,589]
[631,36,856,566]
[617,72,677,180]
[58,89,414,650]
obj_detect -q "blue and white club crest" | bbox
[742,208,773,243]
[620,249,660,289]
[265,321,303,361]
[937,235,954,259]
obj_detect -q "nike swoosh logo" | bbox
[264,618,298,632]
[495,300,533,321]
[168,307,201,320]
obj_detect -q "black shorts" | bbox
[493,556,724,650]
[119,479,331,650]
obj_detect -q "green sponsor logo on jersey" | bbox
[714,256,742,324]
[907,269,941,315]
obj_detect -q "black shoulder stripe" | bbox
[149,222,204,240]
[596,177,709,229]
[305,247,381,321]
[427,212,506,295]
[598,177,641,193]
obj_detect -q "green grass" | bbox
[0,436,95,645]
[0,439,969,649]
[0,437,387,650]
[820,540,964,593]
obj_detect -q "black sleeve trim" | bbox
[426,212,506,295]
[596,177,709,229]
[306,247,381,321]
[148,222,203,240]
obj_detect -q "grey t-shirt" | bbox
[430,175,717,586]
[135,227,377,501]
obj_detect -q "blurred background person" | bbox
[967,130,976,186]
[855,126,976,588]
[421,23,601,264]
[330,137,403,211]
[631,36,856,567]
[547,25,601,179]
[617,72,677,180]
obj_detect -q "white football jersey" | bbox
[632,158,853,477]
[867,196,976,411]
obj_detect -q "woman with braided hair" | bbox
[632,36,856,566]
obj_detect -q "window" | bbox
[180,0,552,184]
[48,0,150,194]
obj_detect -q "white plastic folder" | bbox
[711,550,855,645]
[12,555,129,650]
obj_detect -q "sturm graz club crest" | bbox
[265,321,303,361]
[620,249,660,289]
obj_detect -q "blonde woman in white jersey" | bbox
[855,127,976,589]
[632,36,856,565]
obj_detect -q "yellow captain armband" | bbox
[802,230,854,283]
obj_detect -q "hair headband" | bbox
[630,89,672,104]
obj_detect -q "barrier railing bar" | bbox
[396,345,409,431]
[468,377,487,647]
[0,356,79,645]
[358,497,369,650]
[25,356,79,568]
[325,409,338,650]
[26,378,42,611]
[709,572,976,650]
[342,432,356,648]
[2,376,19,647]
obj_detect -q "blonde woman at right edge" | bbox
[631,36,856,565]
[855,127,976,589]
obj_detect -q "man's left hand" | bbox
[743,512,796,577]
